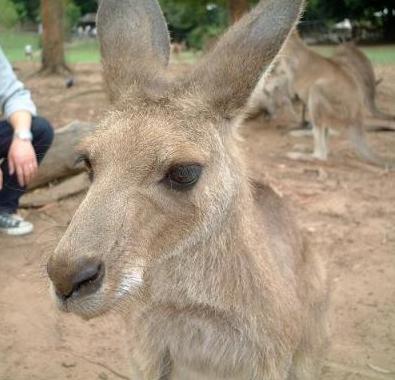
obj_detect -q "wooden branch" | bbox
[29,121,96,189]
[21,173,90,208]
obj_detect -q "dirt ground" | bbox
[0,58,394,380]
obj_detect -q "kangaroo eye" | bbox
[164,164,202,191]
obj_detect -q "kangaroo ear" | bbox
[97,0,170,102]
[187,0,304,119]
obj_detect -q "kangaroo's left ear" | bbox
[184,0,304,120]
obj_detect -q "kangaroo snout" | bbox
[47,257,104,301]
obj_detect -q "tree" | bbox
[64,0,81,37]
[304,0,395,41]
[343,0,395,42]
[0,0,19,28]
[73,0,97,14]
[159,0,227,48]
[228,0,249,23]
[41,0,69,74]
[11,0,40,23]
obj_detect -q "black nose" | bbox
[48,258,105,301]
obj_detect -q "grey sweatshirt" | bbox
[0,46,37,119]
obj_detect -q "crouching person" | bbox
[0,47,54,236]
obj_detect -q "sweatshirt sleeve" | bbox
[0,46,37,119]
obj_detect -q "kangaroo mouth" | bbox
[50,266,145,319]
[50,278,108,320]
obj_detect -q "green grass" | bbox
[1,30,395,65]
[0,30,101,64]
[65,40,100,63]
[0,31,40,62]
[170,50,201,64]
[313,45,395,65]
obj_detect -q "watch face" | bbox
[15,130,33,141]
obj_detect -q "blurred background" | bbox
[0,0,394,67]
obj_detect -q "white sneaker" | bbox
[0,212,34,236]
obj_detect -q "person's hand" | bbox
[8,139,38,187]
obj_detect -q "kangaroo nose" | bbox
[47,258,104,300]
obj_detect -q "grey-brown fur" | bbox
[333,42,395,123]
[47,1,328,379]
[283,32,395,168]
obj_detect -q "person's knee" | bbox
[31,116,55,149]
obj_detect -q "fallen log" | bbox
[29,121,96,189]
[21,173,90,208]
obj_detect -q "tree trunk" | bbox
[41,0,68,74]
[22,173,90,208]
[28,121,96,189]
[228,0,249,24]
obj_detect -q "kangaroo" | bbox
[247,59,300,123]
[248,39,395,132]
[282,32,395,168]
[47,1,328,379]
[333,41,395,126]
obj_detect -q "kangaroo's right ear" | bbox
[97,0,170,102]
[186,0,304,120]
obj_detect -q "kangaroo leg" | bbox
[289,129,313,137]
[300,103,310,129]
[287,123,329,162]
[308,85,332,161]
[312,124,329,160]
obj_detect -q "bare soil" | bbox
[1,60,394,380]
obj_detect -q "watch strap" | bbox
[14,130,33,141]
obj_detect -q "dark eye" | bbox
[164,164,202,191]
[75,154,94,182]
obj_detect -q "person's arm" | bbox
[0,47,37,118]
[8,111,38,187]
[0,47,38,187]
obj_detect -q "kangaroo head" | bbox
[47,0,303,319]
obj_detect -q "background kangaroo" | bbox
[247,40,395,134]
[333,41,395,126]
[283,32,395,168]
[246,59,300,123]
[47,1,328,379]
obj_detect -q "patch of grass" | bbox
[362,46,395,65]
[170,50,201,64]
[0,30,40,62]
[1,30,395,65]
[0,30,100,64]
[313,45,395,65]
[65,40,100,63]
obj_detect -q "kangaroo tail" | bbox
[364,91,395,123]
[369,108,395,123]
[349,124,395,169]
[364,116,395,132]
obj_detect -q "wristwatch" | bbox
[14,130,33,142]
